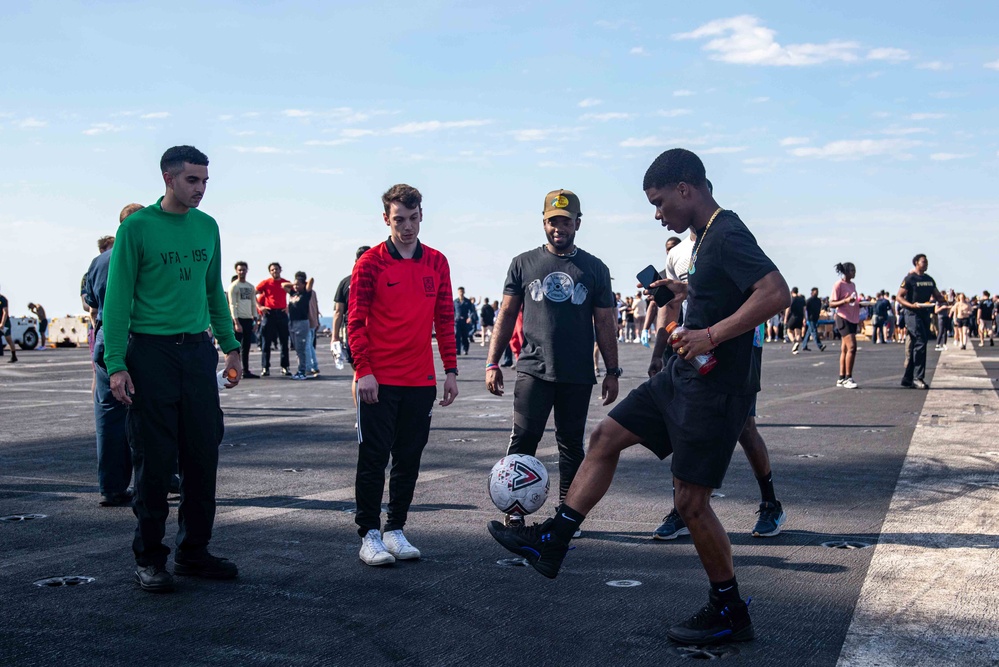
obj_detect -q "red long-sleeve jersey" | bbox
[347,238,457,386]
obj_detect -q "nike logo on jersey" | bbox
[387,281,401,287]
[560,513,579,523]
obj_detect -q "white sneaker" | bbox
[836,379,845,387]
[382,529,421,560]
[359,530,396,566]
[842,377,858,389]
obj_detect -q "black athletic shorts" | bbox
[956,317,970,328]
[786,316,804,330]
[835,316,858,337]
[607,356,754,489]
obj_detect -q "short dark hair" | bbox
[355,245,371,261]
[234,261,248,270]
[912,253,927,266]
[643,148,707,191]
[811,287,819,293]
[382,183,422,215]
[268,262,281,271]
[160,145,208,176]
[119,203,143,222]
[791,286,799,294]
[294,271,307,281]
[457,286,465,292]
[665,236,682,250]
[97,235,115,252]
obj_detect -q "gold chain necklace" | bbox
[688,208,723,276]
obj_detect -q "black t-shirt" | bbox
[504,246,614,384]
[684,211,779,396]
[334,275,351,339]
[874,297,891,319]
[788,295,805,319]
[0,293,8,320]
[805,295,822,322]
[979,299,995,321]
[480,302,495,326]
[900,272,937,317]
[288,289,313,321]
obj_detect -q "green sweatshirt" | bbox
[102,197,239,375]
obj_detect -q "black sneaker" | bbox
[504,513,525,528]
[173,552,238,579]
[667,591,754,646]
[818,344,826,351]
[752,501,786,537]
[913,379,930,390]
[242,371,259,379]
[652,508,689,540]
[99,488,135,507]
[260,368,270,377]
[487,518,569,579]
[901,379,915,388]
[135,564,174,593]
[281,367,291,376]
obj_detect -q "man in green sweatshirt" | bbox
[102,145,242,593]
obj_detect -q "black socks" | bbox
[550,504,586,542]
[711,577,741,602]
[757,472,777,505]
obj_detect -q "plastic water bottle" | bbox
[665,322,717,375]
[216,367,239,390]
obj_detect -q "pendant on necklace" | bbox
[689,265,696,276]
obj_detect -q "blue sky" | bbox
[2,1,997,317]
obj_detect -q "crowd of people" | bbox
[6,143,996,651]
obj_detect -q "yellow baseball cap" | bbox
[543,189,581,220]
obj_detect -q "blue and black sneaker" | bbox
[652,508,690,540]
[487,518,569,579]
[752,501,787,537]
[667,591,755,645]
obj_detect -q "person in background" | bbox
[285,271,315,381]
[228,261,258,379]
[256,262,291,376]
[307,279,321,376]
[480,297,495,347]
[27,303,47,350]
[0,285,17,362]
[830,262,860,388]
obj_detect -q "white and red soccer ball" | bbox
[488,454,549,515]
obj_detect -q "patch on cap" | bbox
[552,195,570,209]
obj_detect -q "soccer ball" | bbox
[488,454,549,515]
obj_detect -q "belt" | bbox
[130,331,213,345]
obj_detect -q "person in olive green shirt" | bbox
[102,145,242,593]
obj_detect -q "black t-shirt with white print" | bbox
[900,272,937,318]
[504,246,613,384]
[684,210,779,396]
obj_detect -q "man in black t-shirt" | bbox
[488,150,790,646]
[285,271,314,380]
[872,291,892,344]
[801,287,826,351]
[479,298,495,347]
[896,253,945,389]
[453,288,475,356]
[0,289,16,362]
[485,189,620,528]
[784,287,806,353]
[978,291,995,347]
[332,246,370,370]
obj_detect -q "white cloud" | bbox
[779,137,810,146]
[871,111,892,118]
[578,98,603,108]
[620,136,666,148]
[140,111,170,119]
[917,61,951,71]
[909,113,946,120]
[867,47,910,62]
[510,127,582,142]
[218,114,234,121]
[630,46,649,56]
[282,109,314,118]
[16,117,47,128]
[594,19,636,30]
[387,119,491,134]
[750,96,770,103]
[673,15,861,66]
[702,146,748,154]
[656,108,692,118]
[881,126,929,136]
[580,112,632,121]
[673,89,695,97]
[930,153,973,161]
[341,128,376,138]
[230,146,290,154]
[82,123,124,136]
[788,138,922,160]
[304,139,353,146]
[230,130,257,136]
[984,60,999,71]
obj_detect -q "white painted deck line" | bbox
[837,350,999,666]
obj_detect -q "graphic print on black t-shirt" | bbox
[504,247,613,384]
[288,289,313,321]
[684,211,779,396]
[980,299,995,322]
[900,273,937,314]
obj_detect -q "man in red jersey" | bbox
[348,184,459,566]
[255,262,291,376]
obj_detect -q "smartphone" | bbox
[637,265,675,307]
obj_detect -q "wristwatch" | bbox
[445,368,459,376]
[606,367,623,377]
